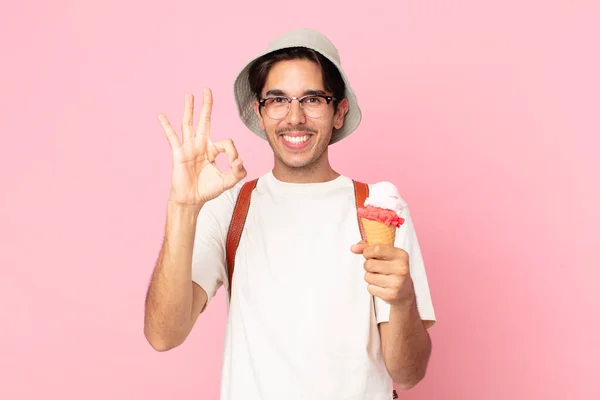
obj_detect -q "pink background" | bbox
[1,0,599,399]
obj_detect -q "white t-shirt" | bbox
[191,170,436,400]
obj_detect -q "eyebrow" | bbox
[264,89,328,97]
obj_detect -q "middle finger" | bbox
[181,93,194,142]
[363,259,390,274]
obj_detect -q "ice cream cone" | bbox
[358,181,405,245]
[361,218,396,245]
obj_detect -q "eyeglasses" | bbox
[258,95,336,120]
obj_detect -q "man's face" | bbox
[253,59,348,170]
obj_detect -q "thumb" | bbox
[351,240,368,254]
[232,158,247,179]
[222,158,247,190]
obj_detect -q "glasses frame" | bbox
[258,94,337,120]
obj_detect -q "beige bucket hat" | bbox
[233,28,362,145]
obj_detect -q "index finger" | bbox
[362,244,399,260]
[196,88,213,139]
[212,139,239,167]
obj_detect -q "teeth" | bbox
[283,135,310,144]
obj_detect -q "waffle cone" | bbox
[361,218,396,245]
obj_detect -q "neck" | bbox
[272,152,339,184]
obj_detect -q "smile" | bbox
[282,135,311,144]
[279,133,314,150]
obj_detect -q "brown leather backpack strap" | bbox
[225,179,258,299]
[353,180,369,241]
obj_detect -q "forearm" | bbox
[144,200,203,350]
[383,293,432,389]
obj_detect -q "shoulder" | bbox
[198,181,245,220]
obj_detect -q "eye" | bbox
[273,97,287,103]
[304,96,322,104]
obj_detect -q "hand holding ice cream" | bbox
[352,181,415,306]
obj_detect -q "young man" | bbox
[144,28,436,399]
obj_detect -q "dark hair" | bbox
[248,47,346,112]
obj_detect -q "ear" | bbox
[333,98,349,130]
[253,100,265,130]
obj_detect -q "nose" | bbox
[286,99,306,125]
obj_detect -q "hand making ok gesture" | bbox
[158,89,247,206]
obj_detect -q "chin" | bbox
[278,153,316,169]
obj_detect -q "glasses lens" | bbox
[302,96,327,118]
[264,97,289,119]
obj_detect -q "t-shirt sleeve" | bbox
[373,203,437,327]
[190,184,240,305]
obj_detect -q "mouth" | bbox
[279,133,314,150]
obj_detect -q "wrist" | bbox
[389,295,421,328]
[166,198,203,221]
[390,290,418,311]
